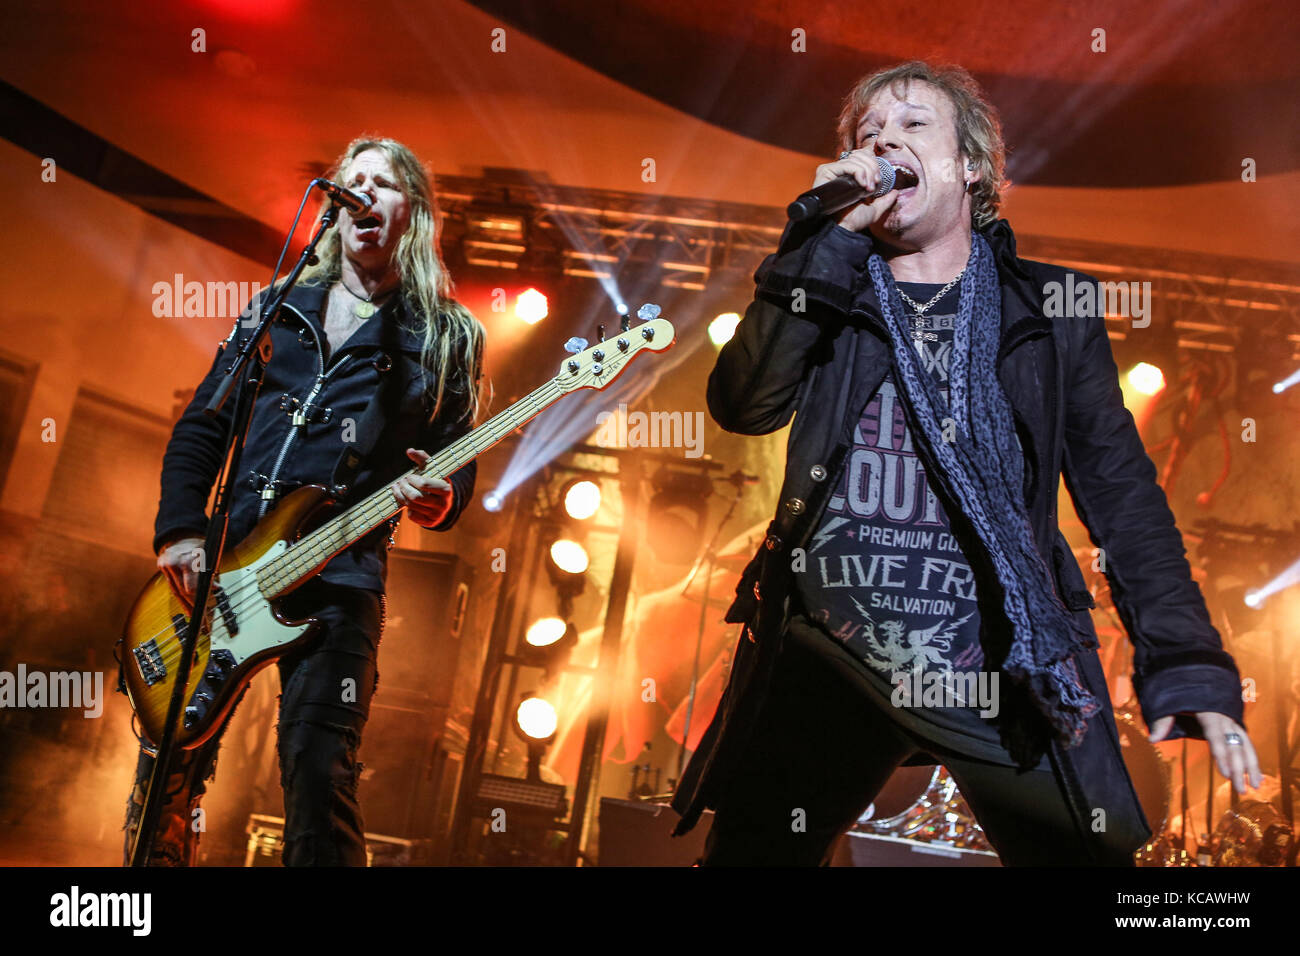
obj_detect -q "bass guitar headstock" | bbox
[556,304,675,393]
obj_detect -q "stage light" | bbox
[509,691,564,791]
[549,539,589,574]
[483,490,504,512]
[525,617,567,648]
[521,618,578,676]
[563,479,601,520]
[662,261,709,291]
[1127,362,1165,396]
[616,302,629,315]
[543,521,589,617]
[515,288,548,324]
[709,312,741,346]
[515,696,558,741]
[463,241,526,269]
[1240,556,1300,608]
[1273,367,1300,394]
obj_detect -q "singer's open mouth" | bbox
[354,215,382,230]
[890,162,919,196]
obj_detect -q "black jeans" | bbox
[122,580,384,866]
[701,633,1132,867]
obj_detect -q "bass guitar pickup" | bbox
[212,584,239,637]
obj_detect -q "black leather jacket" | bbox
[671,217,1243,862]
[153,279,477,592]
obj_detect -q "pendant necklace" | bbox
[339,279,393,319]
[898,270,963,345]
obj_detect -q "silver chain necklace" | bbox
[898,270,964,345]
[897,268,965,314]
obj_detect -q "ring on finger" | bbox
[1225,732,1243,746]
[839,149,853,160]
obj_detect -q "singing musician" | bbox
[672,61,1261,865]
[122,138,484,866]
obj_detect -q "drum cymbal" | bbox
[1113,709,1173,838]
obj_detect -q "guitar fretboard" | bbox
[255,377,564,598]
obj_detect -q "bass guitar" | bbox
[118,307,674,749]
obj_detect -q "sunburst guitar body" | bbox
[120,485,335,749]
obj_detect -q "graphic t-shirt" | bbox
[792,280,1049,769]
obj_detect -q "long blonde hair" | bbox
[303,137,485,426]
[837,61,1008,231]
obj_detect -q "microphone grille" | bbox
[872,157,896,198]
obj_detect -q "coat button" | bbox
[764,533,783,551]
[810,464,826,482]
[785,497,805,515]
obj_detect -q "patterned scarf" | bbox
[866,231,1101,761]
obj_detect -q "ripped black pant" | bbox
[122,580,384,866]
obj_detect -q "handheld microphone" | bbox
[313,178,374,216]
[786,158,918,221]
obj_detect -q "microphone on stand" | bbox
[786,158,918,221]
[312,178,374,216]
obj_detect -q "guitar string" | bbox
[140,415,516,678]
[133,369,592,676]
[137,324,665,685]
[137,380,560,677]
[138,377,565,668]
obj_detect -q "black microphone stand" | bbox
[675,478,747,782]
[129,202,345,866]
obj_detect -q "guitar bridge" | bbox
[133,613,187,686]
[133,638,167,686]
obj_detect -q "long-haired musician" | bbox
[123,138,484,866]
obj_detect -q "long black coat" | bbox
[670,216,1244,863]
[154,280,477,592]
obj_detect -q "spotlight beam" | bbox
[1273,367,1300,394]
[1244,555,1300,606]
[490,322,700,503]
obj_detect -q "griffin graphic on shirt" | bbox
[848,595,975,696]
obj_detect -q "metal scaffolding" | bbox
[435,169,1300,368]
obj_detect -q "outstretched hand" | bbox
[1149,711,1263,794]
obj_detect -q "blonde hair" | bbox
[303,137,485,426]
[837,61,1008,230]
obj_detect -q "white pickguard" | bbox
[205,540,311,666]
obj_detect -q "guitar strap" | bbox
[328,304,406,498]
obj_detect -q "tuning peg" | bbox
[637,303,661,321]
[564,337,589,355]
[597,323,606,342]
